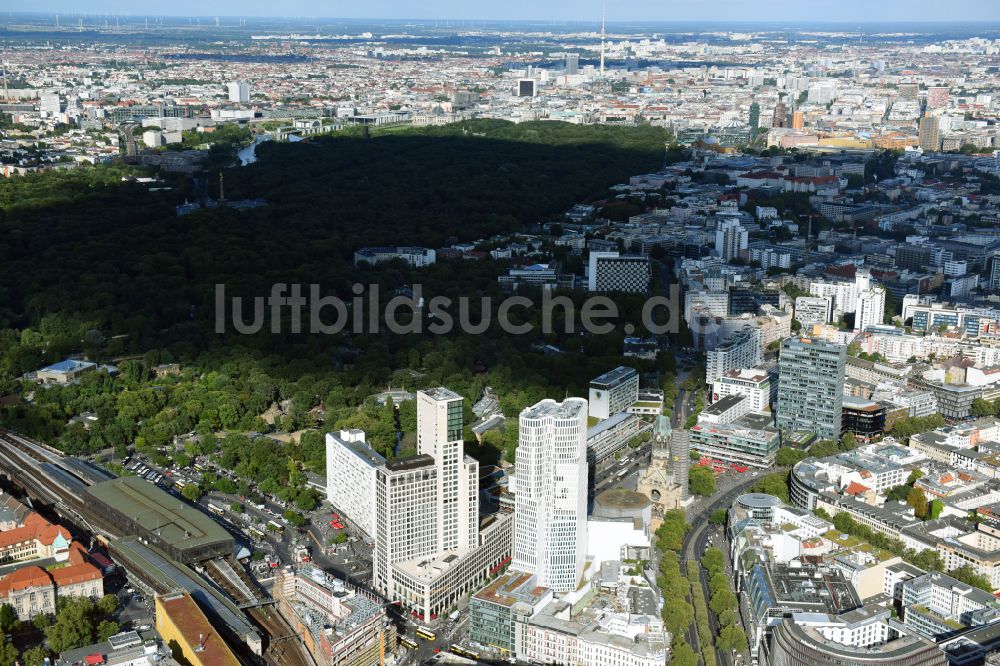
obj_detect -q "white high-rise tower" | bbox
[417,387,478,552]
[512,397,588,592]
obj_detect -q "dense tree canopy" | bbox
[0,121,683,473]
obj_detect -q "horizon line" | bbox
[5,12,1000,25]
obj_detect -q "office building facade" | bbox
[417,388,478,553]
[588,366,639,420]
[587,252,651,294]
[226,81,250,104]
[689,417,781,468]
[919,115,941,152]
[372,388,512,621]
[372,455,439,601]
[326,430,385,539]
[776,337,847,440]
[855,286,886,332]
[512,398,588,592]
[715,217,749,261]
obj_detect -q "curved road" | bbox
[680,469,789,666]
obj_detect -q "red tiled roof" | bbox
[0,566,53,594]
[845,482,870,496]
[51,561,101,587]
[0,512,70,549]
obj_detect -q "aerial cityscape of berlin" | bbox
[0,1,998,666]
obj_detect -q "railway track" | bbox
[250,606,313,666]
[0,429,65,463]
[0,429,312,666]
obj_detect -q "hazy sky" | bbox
[16,0,1000,23]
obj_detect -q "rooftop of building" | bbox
[691,412,778,439]
[85,477,232,554]
[737,493,783,510]
[384,454,436,472]
[765,562,862,614]
[586,411,635,439]
[907,571,1000,609]
[282,566,386,640]
[420,387,462,402]
[903,517,1000,563]
[720,368,770,383]
[702,393,747,416]
[595,488,651,511]
[40,359,96,373]
[56,630,159,666]
[328,431,386,468]
[527,586,667,658]
[842,395,882,411]
[783,335,846,351]
[521,397,586,420]
[823,492,921,531]
[472,570,549,609]
[156,592,241,666]
[774,617,943,662]
[590,366,638,389]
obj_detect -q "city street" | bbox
[680,468,788,666]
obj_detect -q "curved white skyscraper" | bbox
[512,397,588,592]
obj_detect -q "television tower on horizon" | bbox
[599,4,606,78]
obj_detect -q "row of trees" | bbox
[702,548,749,654]
[971,397,1000,419]
[653,511,702,666]
[687,559,717,666]
[775,432,861,467]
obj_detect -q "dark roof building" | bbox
[86,477,233,563]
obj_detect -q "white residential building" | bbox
[512,398,588,592]
[810,268,879,317]
[706,327,764,385]
[325,429,385,539]
[353,246,437,268]
[855,286,886,332]
[715,217,749,261]
[795,295,834,326]
[226,81,251,103]
[713,367,774,412]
